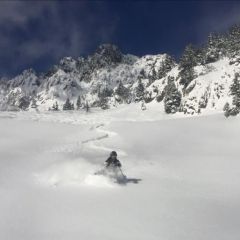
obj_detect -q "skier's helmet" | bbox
[110,151,117,157]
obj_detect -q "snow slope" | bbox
[0,107,240,240]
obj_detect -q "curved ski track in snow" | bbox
[82,123,127,157]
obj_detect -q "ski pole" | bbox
[118,167,126,177]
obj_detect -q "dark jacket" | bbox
[105,157,122,168]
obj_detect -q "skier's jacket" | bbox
[105,157,122,168]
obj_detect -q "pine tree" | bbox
[63,98,72,110]
[164,76,182,114]
[223,102,231,117]
[84,101,90,112]
[76,96,81,110]
[52,101,59,111]
[230,73,240,109]
[100,96,109,109]
[135,79,145,101]
[158,55,175,79]
[179,67,196,89]
[31,98,37,109]
[179,44,197,88]
[228,25,240,56]
[205,32,225,63]
[18,96,30,110]
[115,81,129,102]
[138,69,146,80]
[179,44,198,69]
[223,73,240,117]
[55,101,59,111]
[98,87,110,109]
[149,67,157,83]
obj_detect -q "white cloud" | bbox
[0,1,116,76]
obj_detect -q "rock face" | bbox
[0,38,239,114]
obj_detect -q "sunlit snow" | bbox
[0,105,240,240]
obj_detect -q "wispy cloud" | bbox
[0,1,116,77]
[195,1,240,44]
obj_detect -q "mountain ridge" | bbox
[1,25,240,116]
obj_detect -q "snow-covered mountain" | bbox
[1,26,240,115]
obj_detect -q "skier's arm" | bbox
[105,158,111,167]
[117,160,122,167]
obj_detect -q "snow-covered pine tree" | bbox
[31,98,37,109]
[98,88,111,109]
[100,97,109,109]
[158,55,175,79]
[228,25,240,57]
[115,81,130,103]
[179,67,196,90]
[18,96,30,110]
[149,67,157,84]
[52,101,59,111]
[76,96,81,110]
[55,101,59,111]
[164,76,182,114]
[179,44,197,88]
[230,73,240,110]
[223,73,240,117]
[207,33,219,62]
[63,98,73,110]
[205,32,226,63]
[138,69,146,80]
[223,102,231,117]
[135,79,145,102]
[179,44,198,69]
[84,101,90,112]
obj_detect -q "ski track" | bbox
[46,121,127,161]
[83,123,127,157]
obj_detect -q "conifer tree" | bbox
[76,96,81,110]
[223,102,231,117]
[179,44,197,88]
[228,25,240,56]
[179,67,196,89]
[138,69,146,80]
[115,81,129,102]
[230,73,240,109]
[84,101,90,112]
[63,98,72,110]
[52,101,59,111]
[205,32,225,63]
[164,76,182,114]
[158,55,175,79]
[135,79,145,101]
[223,73,240,117]
[179,44,198,69]
[149,68,157,83]
[31,98,37,109]
[18,96,30,110]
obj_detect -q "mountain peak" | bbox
[93,43,123,65]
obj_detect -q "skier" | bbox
[105,151,122,168]
[104,151,126,182]
[95,151,125,182]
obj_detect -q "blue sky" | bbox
[1,1,240,77]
